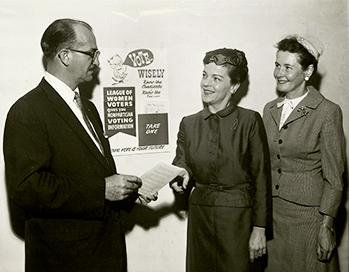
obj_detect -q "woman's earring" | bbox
[305,76,309,81]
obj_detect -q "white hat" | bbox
[284,34,324,61]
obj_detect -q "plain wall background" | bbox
[0,0,348,271]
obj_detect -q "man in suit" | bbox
[3,18,154,272]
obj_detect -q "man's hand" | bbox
[105,174,142,201]
[249,226,266,263]
[170,168,189,194]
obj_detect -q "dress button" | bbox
[277,154,280,159]
[278,139,283,144]
[277,169,281,174]
[275,185,279,190]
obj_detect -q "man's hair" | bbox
[40,19,92,60]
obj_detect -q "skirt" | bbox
[186,203,262,272]
[265,197,339,272]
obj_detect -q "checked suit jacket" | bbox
[263,86,345,218]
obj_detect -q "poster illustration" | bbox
[101,48,170,156]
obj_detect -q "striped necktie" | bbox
[74,91,105,156]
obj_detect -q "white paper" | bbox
[138,161,185,196]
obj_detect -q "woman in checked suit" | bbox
[263,34,345,272]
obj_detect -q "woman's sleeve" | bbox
[172,118,193,178]
[249,112,272,228]
[319,104,345,218]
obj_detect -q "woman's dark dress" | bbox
[173,104,272,272]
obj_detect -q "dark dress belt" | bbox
[195,182,250,192]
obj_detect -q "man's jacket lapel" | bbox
[39,79,111,172]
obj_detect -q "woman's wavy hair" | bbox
[203,48,248,85]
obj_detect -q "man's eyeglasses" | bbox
[69,48,100,63]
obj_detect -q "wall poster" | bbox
[100,48,170,156]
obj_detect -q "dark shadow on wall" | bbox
[121,188,191,234]
[307,72,322,91]
[232,76,250,105]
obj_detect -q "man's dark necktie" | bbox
[74,91,105,156]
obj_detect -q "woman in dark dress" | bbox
[171,48,272,272]
[263,35,345,272]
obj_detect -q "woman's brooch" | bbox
[297,106,309,116]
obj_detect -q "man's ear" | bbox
[57,49,70,66]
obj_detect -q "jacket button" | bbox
[278,139,283,144]
[277,154,280,159]
[277,169,281,174]
[275,185,279,190]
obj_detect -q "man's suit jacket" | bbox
[4,79,132,272]
[263,86,345,218]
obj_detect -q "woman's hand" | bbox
[170,168,189,194]
[136,192,158,205]
[317,221,336,261]
[249,226,266,263]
